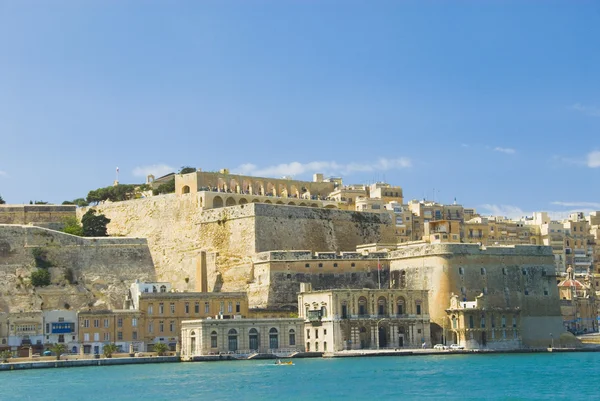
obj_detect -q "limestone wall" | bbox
[0,225,155,312]
[83,197,396,296]
[0,205,76,231]
[389,243,565,346]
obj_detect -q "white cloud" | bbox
[551,201,600,209]
[132,164,175,178]
[571,103,600,117]
[0,170,7,177]
[461,143,470,148]
[479,204,529,219]
[232,158,412,178]
[493,147,516,155]
[587,151,600,168]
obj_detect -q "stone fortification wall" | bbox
[389,243,564,347]
[0,205,76,231]
[249,251,391,310]
[83,197,396,297]
[0,225,155,312]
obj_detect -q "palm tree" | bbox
[153,342,169,356]
[49,343,66,360]
[103,343,119,358]
[0,350,11,363]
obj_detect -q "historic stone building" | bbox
[389,243,565,347]
[298,284,430,352]
[180,317,304,359]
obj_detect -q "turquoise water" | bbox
[4,353,598,400]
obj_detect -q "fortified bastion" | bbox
[0,224,156,312]
[0,204,76,231]
[389,242,565,347]
[82,194,397,295]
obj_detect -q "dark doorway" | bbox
[378,327,387,348]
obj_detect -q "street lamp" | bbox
[550,333,553,349]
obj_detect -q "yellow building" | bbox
[78,309,142,355]
[557,267,598,334]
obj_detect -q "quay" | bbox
[0,355,179,372]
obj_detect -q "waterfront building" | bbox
[78,309,143,355]
[42,310,78,353]
[446,293,522,349]
[298,284,431,352]
[557,266,598,334]
[180,317,304,359]
[0,313,8,349]
[7,311,44,355]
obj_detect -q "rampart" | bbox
[82,196,396,296]
[0,225,155,312]
[389,243,564,347]
[0,205,76,230]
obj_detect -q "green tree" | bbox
[81,209,110,237]
[0,194,5,205]
[31,269,51,287]
[153,342,169,356]
[152,179,175,195]
[179,166,197,174]
[103,343,119,358]
[49,343,66,360]
[62,216,83,236]
[0,350,11,363]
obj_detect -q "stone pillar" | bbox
[129,343,134,355]
[195,251,208,293]
[28,346,33,359]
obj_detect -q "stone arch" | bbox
[217,178,227,192]
[249,328,259,351]
[239,198,248,205]
[229,179,240,194]
[269,327,279,350]
[299,202,307,207]
[325,205,337,209]
[531,238,537,245]
[311,203,318,208]
[254,181,265,196]
[377,296,387,316]
[265,200,272,204]
[290,185,300,198]
[241,179,253,195]
[181,185,190,194]
[213,196,224,208]
[266,182,276,197]
[288,201,296,206]
[276,201,284,205]
[358,296,368,316]
[396,296,406,315]
[225,197,236,207]
[278,184,288,198]
[251,199,260,203]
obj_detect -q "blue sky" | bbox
[1,0,599,219]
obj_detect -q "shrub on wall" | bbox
[31,268,51,287]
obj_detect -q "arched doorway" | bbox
[225,197,236,206]
[181,185,190,194]
[269,328,279,350]
[228,329,238,351]
[249,328,259,351]
[359,326,369,349]
[213,196,224,208]
[378,326,388,348]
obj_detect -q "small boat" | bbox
[275,359,293,365]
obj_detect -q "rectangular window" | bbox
[148,323,153,333]
[315,329,319,339]
[93,319,99,328]
[84,333,89,341]
[185,303,190,314]
[132,331,138,340]
[104,319,109,328]
[84,319,90,328]
[324,329,327,335]
[195,302,200,314]
[306,329,310,339]
[104,333,110,341]
[416,304,422,315]
[512,317,517,328]
[170,321,175,332]
[220,302,224,313]
[159,303,164,314]
[236,302,240,313]
[228,302,233,313]
[148,304,153,315]
[289,332,296,346]
[117,331,123,341]
[211,335,217,348]
[117,318,123,328]
[46,323,50,333]
[159,321,164,333]
[94,333,99,341]
[205,302,210,314]
[170,303,175,314]
[132,318,137,327]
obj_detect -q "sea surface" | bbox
[3,353,597,400]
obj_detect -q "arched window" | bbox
[191,331,197,354]
[377,297,387,316]
[210,331,217,348]
[396,297,405,316]
[269,328,279,350]
[160,285,167,293]
[341,301,348,318]
[400,271,407,288]
[321,306,327,318]
[152,286,157,293]
[452,315,457,329]
[289,329,296,346]
[358,297,368,316]
[228,329,238,351]
[249,328,259,351]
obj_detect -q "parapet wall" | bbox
[0,205,76,231]
[0,225,155,312]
